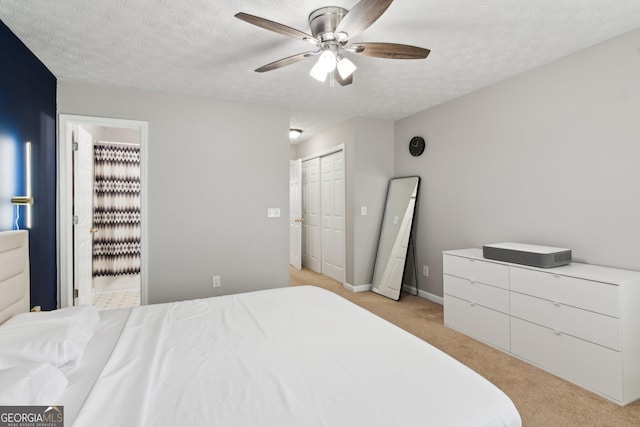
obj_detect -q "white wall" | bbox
[58,83,290,304]
[293,117,394,287]
[394,29,640,298]
[352,118,395,286]
[92,126,140,144]
[294,120,353,160]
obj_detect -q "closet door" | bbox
[302,158,321,272]
[320,151,345,283]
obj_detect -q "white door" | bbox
[320,151,345,283]
[289,159,302,270]
[302,158,321,272]
[73,126,95,305]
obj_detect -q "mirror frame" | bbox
[371,176,420,301]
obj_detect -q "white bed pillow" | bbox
[0,363,68,405]
[4,305,99,341]
[0,321,92,370]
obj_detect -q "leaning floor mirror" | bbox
[371,176,420,300]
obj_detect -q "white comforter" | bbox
[71,286,520,426]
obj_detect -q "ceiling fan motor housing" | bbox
[309,6,348,40]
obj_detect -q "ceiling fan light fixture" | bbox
[318,50,337,72]
[310,60,329,82]
[310,50,338,82]
[337,55,357,79]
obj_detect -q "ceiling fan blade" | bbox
[350,42,430,59]
[335,0,393,39]
[255,51,317,73]
[235,12,314,42]
[334,70,353,86]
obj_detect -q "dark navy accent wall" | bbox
[0,21,57,310]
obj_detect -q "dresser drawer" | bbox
[511,317,622,402]
[511,292,621,350]
[443,255,509,289]
[444,294,510,351]
[510,267,619,317]
[444,274,509,314]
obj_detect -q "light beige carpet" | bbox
[290,267,640,427]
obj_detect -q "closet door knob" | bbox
[90,227,98,234]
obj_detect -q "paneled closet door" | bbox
[320,151,345,283]
[302,158,321,272]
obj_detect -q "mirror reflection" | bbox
[371,176,420,300]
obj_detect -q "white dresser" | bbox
[443,248,640,405]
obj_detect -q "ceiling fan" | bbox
[235,0,430,86]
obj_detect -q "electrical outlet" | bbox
[422,265,429,277]
[212,275,221,288]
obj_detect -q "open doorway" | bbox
[58,115,148,309]
[89,127,141,310]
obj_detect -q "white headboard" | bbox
[0,230,30,324]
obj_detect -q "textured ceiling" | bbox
[2,0,640,141]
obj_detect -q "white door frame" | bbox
[58,114,149,308]
[289,159,302,270]
[300,144,344,163]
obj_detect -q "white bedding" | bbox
[61,308,130,423]
[67,286,521,427]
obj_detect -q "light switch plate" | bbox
[361,206,367,216]
[267,208,280,218]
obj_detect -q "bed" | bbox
[0,230,521,426]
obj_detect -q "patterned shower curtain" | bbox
[92,143,141,277]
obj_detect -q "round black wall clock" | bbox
[409,136,425,156]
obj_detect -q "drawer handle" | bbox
[470,302,476,307]
[553,301,561,307]
[552,330,561,336]
[469,280,475,285]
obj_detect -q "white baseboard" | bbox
[343,282,442,304]
[343,282,372,293]
[402,285,443,305]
